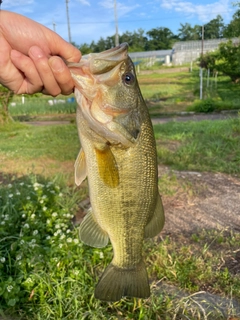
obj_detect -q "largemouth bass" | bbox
[69,43,165,302]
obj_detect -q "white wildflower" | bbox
[8,183,12,188]
[8,194,13,198]
[1,221,5,225]
[67,237,72,243]
[23,223,29,228]
[33,230,38,236]
[22,213,26,218]
[74,239,79,244]
[60,234,66,240]
[0,257,6,263]
[4,215,9,220]
[39,199,44,204]
[46,235,51,240]
[42,206,47,212]
[16,190,20,195]
[7,285,13,292]
[99,252,104,259]
[66,229,71,234]
[42,195,47,199]
[16,254,22,260]
[59,193,63,197]
[26,196,30,200]
[52,212,58,217]
[19,182,24,186]
[31,214,36,219]
[55,224,60,229]
[20,240,25,245]
[59,244,63,249]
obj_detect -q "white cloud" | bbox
[160,0,232,23]
[2,0,34,7]
[77,0,91,6]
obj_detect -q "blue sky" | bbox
[2,0,235,45]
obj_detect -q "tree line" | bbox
[76,6,240,54]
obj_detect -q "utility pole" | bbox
[65,0,72,43]
[200,24,204,100]
[53,20,56,32]
[114,0,119,46]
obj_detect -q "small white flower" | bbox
[8,184,12,188]
[59,193,63,197]
[66,229,71,234]
[42,206,47,212]
[39,199,44,204]
[20,240,25,245]
[74,239,79,244]
[1,221,5,225]
[42,195,47,199]
[23,223,29,228]
[16,254,22,260]
[16,190,21,195]
[26,277,33,283]
[31,214,36,219]
[46,235,51,240]
[19,182,24,186]
[33,230,38,236]
[67,238,72,243]
[8,194,13,198]
[4,215,9,220]
[60,234,66,240]
[59,244,63,248]
[55,224,60,229]
[7,285,13,292]
[0,257,6,263]
[99,252,104,259]
[26,196,30,200]
[50,190,55,194]
[22,213,26,218]
[52,212,58,217]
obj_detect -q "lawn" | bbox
[0,117,240,319]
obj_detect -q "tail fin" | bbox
[94,260,150,302]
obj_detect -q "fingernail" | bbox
[49,57,65,73]
[29,46,44,59]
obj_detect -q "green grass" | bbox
[0,123,79,161]
[0,118,240,319]
[0,175,240,319]
[154,117,240,176]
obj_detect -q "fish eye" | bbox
[122,72,135,86]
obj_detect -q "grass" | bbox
[0,118,240,319]
[0,175,240,319]
[154,117,240,176]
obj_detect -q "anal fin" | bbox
[79,209,109,248]
[144,193,165,239]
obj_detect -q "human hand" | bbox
[0,10,81,96]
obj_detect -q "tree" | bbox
[201,40,240,83]
[224,9,240,37]
[146,27,175,50]
[204,15,225,39]
[178,23,201,41]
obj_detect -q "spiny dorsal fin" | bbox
[144,193,165,239]
[95,146,119,188]
[74,148,87,186]
[79,209,109,248]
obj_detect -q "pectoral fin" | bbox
[79,209,109,248]
[144,193,165,239]
[95,146,119,188]
[74,148,87,186]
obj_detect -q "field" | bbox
[0,67,240,319]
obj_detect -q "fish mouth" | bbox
[88,43,129,75]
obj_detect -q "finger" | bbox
[48,56,75,95]
[10,50,43,94]
[28,46,61,96]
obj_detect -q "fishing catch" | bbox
[69,43,165,302]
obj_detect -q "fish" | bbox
[69,43,165,302]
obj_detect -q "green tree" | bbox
[224,9,240,37]
[146,27,175,50]
[204,15,225,39]
[201,40,240,83]
[178,23,201,40]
